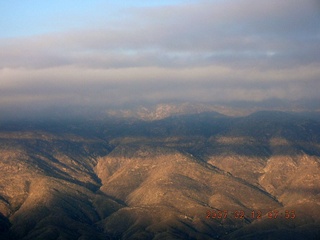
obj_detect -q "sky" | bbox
[0,0,320,117]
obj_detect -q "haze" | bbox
[0,0,319,119]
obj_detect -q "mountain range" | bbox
[0,107,319,239]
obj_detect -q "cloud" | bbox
[1,0,319,69]
[0,0,319,116]
[1,65,319,104]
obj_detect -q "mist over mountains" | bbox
[0,104,319,240]
[1,99,319,122]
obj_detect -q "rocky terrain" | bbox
[0,110,319,239]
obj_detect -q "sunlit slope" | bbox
[96,145,280,239]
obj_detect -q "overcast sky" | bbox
[0,0,319,116]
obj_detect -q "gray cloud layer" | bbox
[0,0,319,115]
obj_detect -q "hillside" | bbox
[0,111,319,239]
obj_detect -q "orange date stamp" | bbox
[206,210,296,220]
